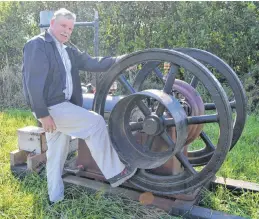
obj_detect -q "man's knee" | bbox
[96,114,106,127]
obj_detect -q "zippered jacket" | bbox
[22,31,116,118]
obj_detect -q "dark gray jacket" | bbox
[22,31,116,119]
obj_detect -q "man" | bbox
[22,8,137,204]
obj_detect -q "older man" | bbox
[22,8,137,204]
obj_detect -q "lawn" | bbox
[0,109,259,218]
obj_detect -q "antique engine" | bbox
[73,48,247,196]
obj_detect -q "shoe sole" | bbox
[110,168,137,188]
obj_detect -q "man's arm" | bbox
[73,48,117,72]
[23,39,49,119]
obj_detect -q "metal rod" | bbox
[94,10,99,88]
[94,10,99,57]
[205,100,236,110]
[164,114,218,127]
[130,114,218,131]
[129,122,143,131]
[39,22,96,28]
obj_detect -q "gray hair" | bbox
[53,8,76,21]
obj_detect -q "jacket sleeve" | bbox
[74,48,117,72]
[23,39,49,119]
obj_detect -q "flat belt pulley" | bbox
[93,49,233,194]
[108,89,188,169]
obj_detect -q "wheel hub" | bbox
[143,115,164,136]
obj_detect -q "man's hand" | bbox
[39,115,57,133]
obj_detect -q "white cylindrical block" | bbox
[40,10,54,33]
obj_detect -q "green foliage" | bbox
[245,64,259,114]
[0,1,259,112]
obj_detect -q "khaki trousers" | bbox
[43,102,125,202]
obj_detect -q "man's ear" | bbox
[50,18,55,27]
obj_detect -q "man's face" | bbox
[50,16,74,43]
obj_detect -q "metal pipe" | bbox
[39,22,96,28]
[164,114,219,127]
[94,10,99,88]
[129,114,218,131]
[204,100,236,110]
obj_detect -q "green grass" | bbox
[1,110,259,218]
[0,109,178,219]
[200,114,259,218]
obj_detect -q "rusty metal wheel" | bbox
[93,49,233,194]
[133,48,247,166]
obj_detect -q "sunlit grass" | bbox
[198,114,259,218]
[0,109,178,219]
[1,109,259,218]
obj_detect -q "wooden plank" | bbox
[63,175,143,201]
[63,175,246,219]
[212,176,259,193]
[27,152,46,171]
[10,149,29,166]
[63,175,189,212]
[41,134,47,153]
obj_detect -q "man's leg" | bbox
[45,131,70,203]
[84,118,124,179]
[84,120,137,187]
[48,102,136,185]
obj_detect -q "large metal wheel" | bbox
[93,49,233,195]
[133,48,247,166]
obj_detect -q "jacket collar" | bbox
[43,30,54,42]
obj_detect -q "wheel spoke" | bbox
[136,99,151,116]
[154,67,164,81]
[138,61,161,79]
[190,76,199,88]
[154,64,179,116]
[160,131,175,150]
[144,135,155,151]
[230,100,236,109]
[176,152,197,175]
[155,103,165,117]
[163,64,179,94]
[200,131,215,152]
[118,75,136,94]
[129,122,143,131]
